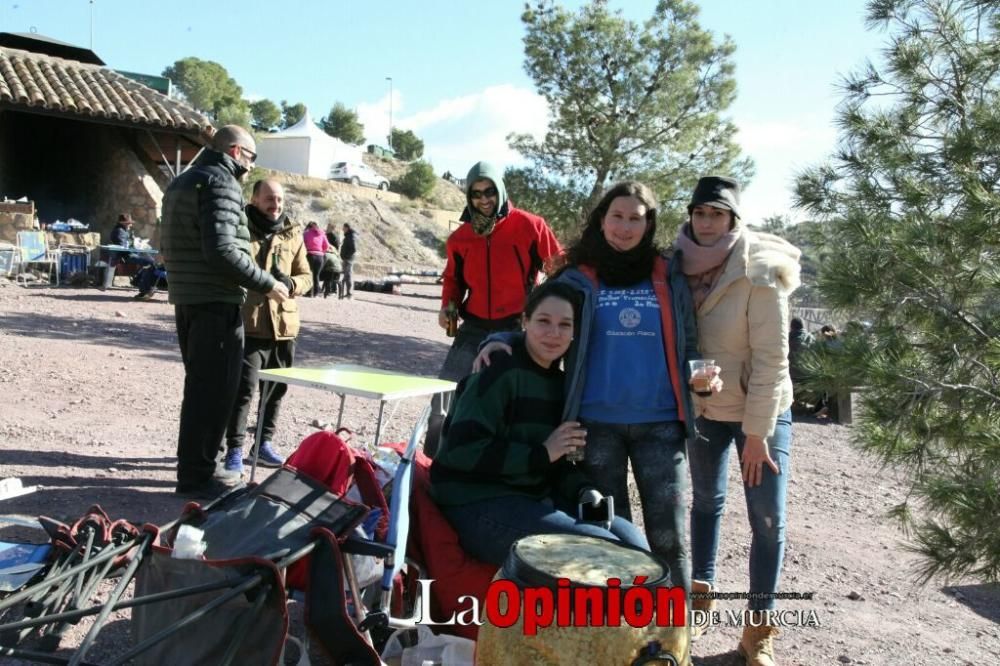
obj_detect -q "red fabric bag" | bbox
[387,443,497,641]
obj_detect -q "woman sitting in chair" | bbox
[430,280,648,565]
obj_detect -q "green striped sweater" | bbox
[430,342,590,507]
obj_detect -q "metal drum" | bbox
[475,533,690,666]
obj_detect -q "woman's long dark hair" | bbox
[563,181,659,286]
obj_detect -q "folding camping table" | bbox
[250,364,455,482]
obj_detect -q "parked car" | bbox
[330,162,390,190]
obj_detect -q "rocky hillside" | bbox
[362,153,468,211]
[253,162,467,278]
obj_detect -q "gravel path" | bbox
[0,282,997,665]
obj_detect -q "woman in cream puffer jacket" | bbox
[674,176,800,666]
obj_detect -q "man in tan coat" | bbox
[222,179,312,476]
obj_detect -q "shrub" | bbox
[394,161,436,199]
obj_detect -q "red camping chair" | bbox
[386,443,497,642]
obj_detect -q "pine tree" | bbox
[321,103,366,145]
[795,0,1000,583]
[511,0,752,230]
[162,57,243,121]
[280,101,306,128]
[249,99,282,131]
[390,129,425,160]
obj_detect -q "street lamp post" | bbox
[386,76,393,151]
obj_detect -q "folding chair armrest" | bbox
[341,536,393,559]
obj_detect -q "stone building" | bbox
[0,33,212,245]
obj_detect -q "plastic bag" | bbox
[344,523,382,590]
[381,625,475,666]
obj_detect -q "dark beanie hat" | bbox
[687,176,741,219]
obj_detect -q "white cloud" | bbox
[356,89,402,149]
[358,84,549,175]
[737,119,836,153]
[734,117,840,223]
[353,86,843,224]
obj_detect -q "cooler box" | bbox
[59,246,90,282]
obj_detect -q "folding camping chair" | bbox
[15,231,59,286]
[0,409,429,665]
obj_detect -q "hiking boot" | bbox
[690,579,716,640]
[223,447,244,476]
[738,612,780,666]
[255,441,285,467]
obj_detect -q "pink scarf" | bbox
[674,223,741,309]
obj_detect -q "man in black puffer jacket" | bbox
[161,125,290,499]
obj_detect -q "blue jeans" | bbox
[581,420,689,592]
[688,410,792,611]
[442,495,649,566]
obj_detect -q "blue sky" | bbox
[4,0,887,221]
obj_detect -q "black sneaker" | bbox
[175,478,244,501]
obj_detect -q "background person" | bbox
[321,225,343,298]
[101,213,154,292]
[430,280,648,565]
[674,175,801,665]
[788,317,815,411]
[339,222,359,299]
[161,124,289,500]
[109,213,134,248]
[223,179,311,477]
[812,324,844,419]
[302,221,328,297]
[426,161,562,456]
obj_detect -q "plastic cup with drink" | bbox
[564,423,587,463]
[689,359,717,398]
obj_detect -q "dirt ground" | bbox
[1,281,998,666]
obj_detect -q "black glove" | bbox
[270,265,293,292]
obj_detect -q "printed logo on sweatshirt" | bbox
[619,307,641,328]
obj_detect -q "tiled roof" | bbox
[0,46,211,138]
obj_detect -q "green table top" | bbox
[257,364,455,401]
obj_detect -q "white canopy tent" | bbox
[256,110,364,179]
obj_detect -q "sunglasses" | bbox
[238,145,257,162]
[470,187,498,200]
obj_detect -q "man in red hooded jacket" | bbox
[426,161,562,456]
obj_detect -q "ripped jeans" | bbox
[689,410,792,611]
[581,420,689,593]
